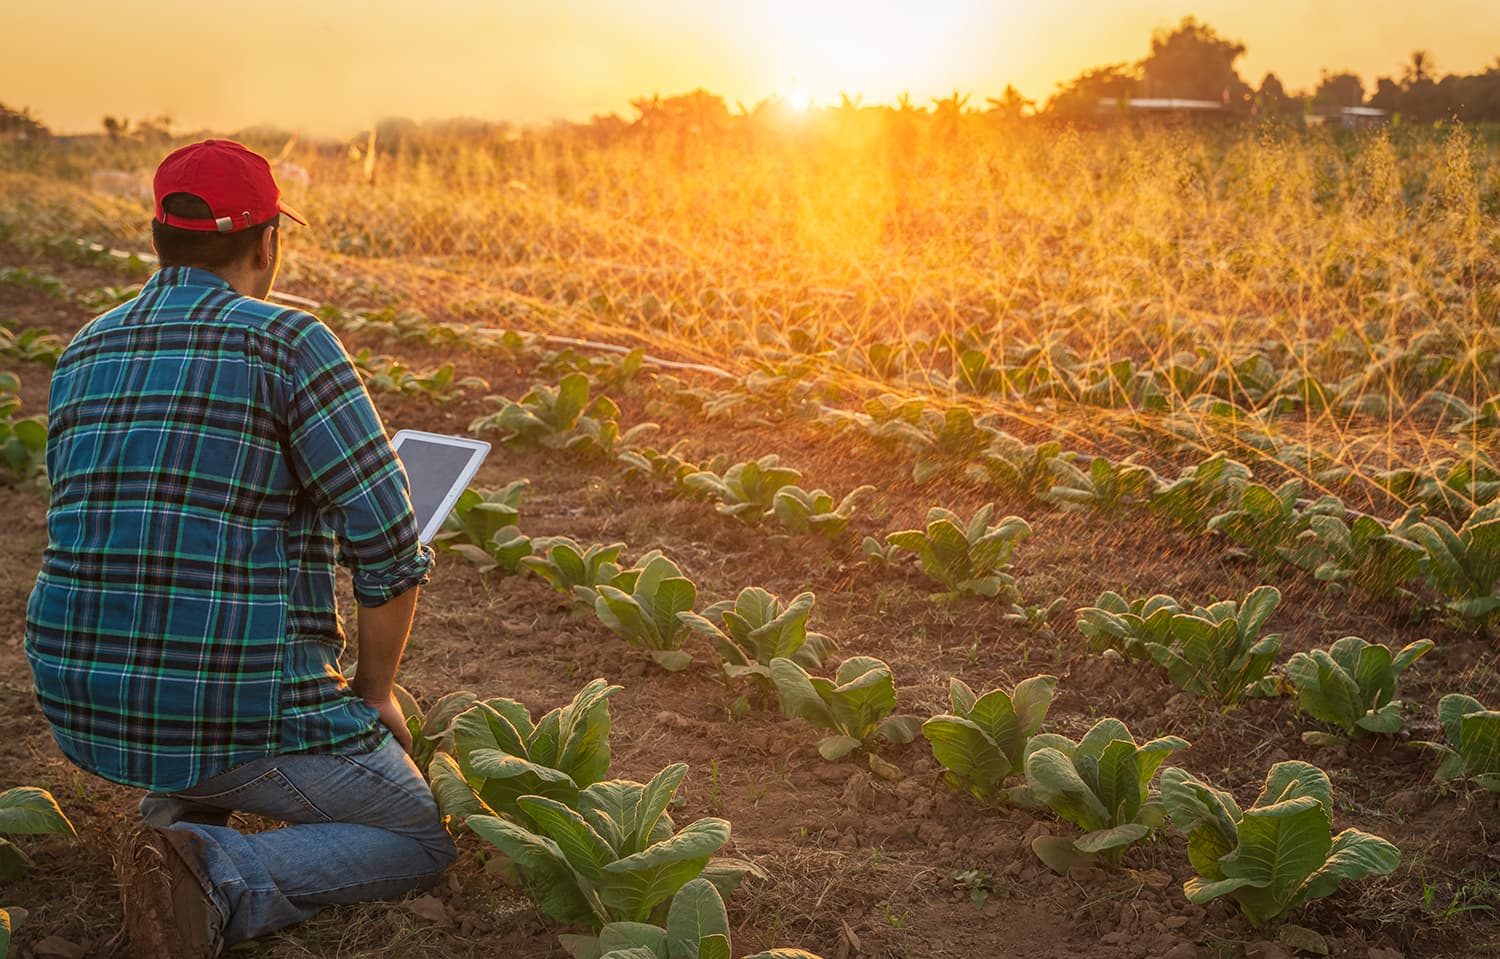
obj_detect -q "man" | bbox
[24,139,455,957]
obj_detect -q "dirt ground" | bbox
[1,241,1498,959]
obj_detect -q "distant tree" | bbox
[1369,76,1403,114]
[1044,64,1139,122]
[1313,71,1365,112]
[1404,50,1433,86]
[985,85,1034,122]
[931,90,970,141]
[0,102,49,140]
[102,115,129,141]
[1140,17,1252,106]
[1254,72,1298,119]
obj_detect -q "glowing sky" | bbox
[3,1,1498,137]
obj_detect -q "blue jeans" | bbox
[139,737,457,944]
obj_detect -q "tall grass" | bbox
[1,118,1496,500]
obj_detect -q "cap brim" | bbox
[278,200,308,226]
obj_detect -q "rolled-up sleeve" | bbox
[283,320,434,605]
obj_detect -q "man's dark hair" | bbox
[152,193,279,269]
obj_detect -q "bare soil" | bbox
[1,242,1497,959]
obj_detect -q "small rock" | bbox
[813,763,850,784]
[406,894,449,924]
[910,796,932,818]
[33,938,87,959]
[499,619,532,635]
[1163,915,1189,929]
[1246,942,1291,959]
[1134,868,1173,889]
[1368,948,1404,959]
[653,710,690,729]
[1161,943,1200,959]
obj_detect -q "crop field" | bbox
[1,119,1499,959]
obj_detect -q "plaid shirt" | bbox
[25,266,434,791]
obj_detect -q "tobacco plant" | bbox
[520,537,625,602]
[430,679,620,825]
[771,484,874,538]
[435,481,532,573]
[1131,586,1285,706]
[465,763,739,928]
[592,552,699,670]
[679,587,835,699]
[965,435,1071,504]
[768,656,921,761]
[922,675,1056,806]
[1047,455,1158,512]
[1421,693,1500,791]
[1075,592,1182,662]
[1,783,76,955]
[1297,509,1427,600]
[1022,718,1188,872]
[0,374,46,488]
[682,455,803,524]
[391,684,478,775]
[472,372,656,456]
[1161,761,1401,926]
[1285,637,1434,744]
[558,877,823,959]
[1149,452,1251,532]
[885,505,1031,602]
[1405,501,1500,628]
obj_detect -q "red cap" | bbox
[153,139,308,233]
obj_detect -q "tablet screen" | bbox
[390,431,491,543]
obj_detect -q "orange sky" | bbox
[3,1,1498,137]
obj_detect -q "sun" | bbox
[788,88,811,112]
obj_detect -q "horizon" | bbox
[4,2,1500,138]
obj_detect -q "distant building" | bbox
[1096,98,1227,123]
[1305,106,1387,128]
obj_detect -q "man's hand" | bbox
[366,694,414,754]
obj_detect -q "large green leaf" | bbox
[1160,768,1241,880]
[0,838,33,882]
[665,878,730,959]
[768,659,836,730]
[829,660,896,740]
[519,796,618,880]
[597,923,668,957]
[1025,747,1110,831]
[632,764,689,857]
[1291,828,1401,908]
[428,752,494,824]
[0,788,74,837]
[922,716,1009,801]
[1214,797,1332,926]
[597,819,731,922]
[1459,711,1500,779]
[1093,740,1143,825]
[467,815,597,926]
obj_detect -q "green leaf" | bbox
[817,735,863,761]
[518,796,617,880]
[0,788,74,837]
[1025,747,1110,831]
[1292,828,1401,908]
[632,764,689,857]
[768,659,836,730]
[1216,796,1332,926]
[665,878,730,959]
[922,716,1011,802]
[0,838,33,882]
[597,818,731,922]
[467,815,597,926]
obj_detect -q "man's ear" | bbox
[256,224,276,268]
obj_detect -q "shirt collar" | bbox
[143,266,236,294]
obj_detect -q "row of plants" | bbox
[1076,584,1500,787]
[396,679,821,958]
[467,364,1500,637]
[351,347,490,404]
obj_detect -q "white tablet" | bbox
[390,429,492,544]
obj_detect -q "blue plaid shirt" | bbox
[25,267,434,791]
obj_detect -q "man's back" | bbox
[26,265,428,792]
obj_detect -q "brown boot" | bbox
[115,821,225,959]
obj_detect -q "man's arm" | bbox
[349,585,420,752]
